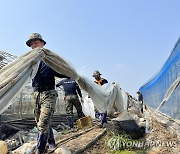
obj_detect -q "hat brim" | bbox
[93,74,102,77]
[26,38,46,47]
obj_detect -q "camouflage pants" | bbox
[64,95,84,119]
[32,89,58,132]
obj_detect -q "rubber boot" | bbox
[36,132,48,154]
[67,117,74,129]
[48,127,55,149]
[100,113,107,128]
[95,111,100,119]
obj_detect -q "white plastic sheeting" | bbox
[79,78,127,114]
[82,83,128,119]
[0,49,43,114]
[0,48,126,115]
[82,96,95,119]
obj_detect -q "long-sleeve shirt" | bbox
[56,79,82,98]
[32,61,67,88]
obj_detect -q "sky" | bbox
[0,0,180,97]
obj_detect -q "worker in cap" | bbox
[26,33,68,154]
[137,91,144,113]
[93,70,108,86]
[92,70,108,127]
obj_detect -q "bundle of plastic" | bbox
[0,48,43,114]
[0,48,126,115]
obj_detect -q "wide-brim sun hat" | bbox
[26,33,46,47]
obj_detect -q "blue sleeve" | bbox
[56,80,63,87]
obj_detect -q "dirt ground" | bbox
[145,117,180,153]
[83,117,180,154]
[83,134,111,154]
[10,113,180,154]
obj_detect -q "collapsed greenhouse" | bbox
[0,37,179,154]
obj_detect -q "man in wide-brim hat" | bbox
[26,33,46,47]
[26,33,68,154]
